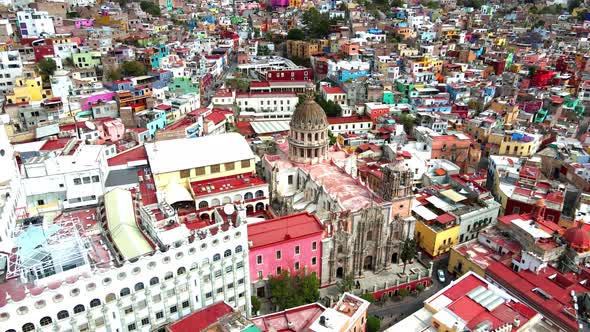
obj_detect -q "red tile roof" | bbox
[248,212,324,249]
[107,145,147,167]
[40,138,71,151]
[321,85,346,94]
[327,116,372,124]
[167,302,234,332]
[205,111,227,125]
[250,81,271,88]
[190,173,266,198]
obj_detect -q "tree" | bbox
[287,28,306,40]
[106,68,124,81]
[328,131,337,145]
[415,283,425,293]
[399,288,410,298]
[121,61,147,77]
[391,0,403,7]
[397,113,415,136]
[37,58,57,77]
[337,273,355,293]
[302,7,331,38]
[140,0,161,16]
[268,270,320,311]
[63,57,74,67]
[424,1,438,9]
[315,95,342,117]
[226,78,249,92]
[360,293,375,303]
[400,238,418,274]
[258,45,271,56]
[251,296,261,315]
[366,315,381,332]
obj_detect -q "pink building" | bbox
[74,19,94,28]
[79,91,117,111]
[98,118,125,142]
[248,212,324,298]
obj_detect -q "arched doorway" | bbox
[200,213,210,221]
[363,256,373,270]
[246,205,254,214]
[391,253,398,264]
[255,202,264,211]
[336,267,344,279]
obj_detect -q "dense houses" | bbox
[0,0,590,332]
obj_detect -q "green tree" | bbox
[140,0,161,16]
[302,7,331,38]
[37,58,57,77]
[415,283,425,293]
[63,57,74,67]
[251,296,261,315]
[391,0,404,7]
[366,315,381,332]
[337,273,355,293]
[226,78,249,92]
[121,61,147,77]
[106,68,124,81]
[399,288,410,298]
[287,28,306,40]
[268,270,320,311]
[258,45,272,56]
[315,95,342,117]
[397,113,415,136]
[360,293,375,303]
[400,238,418,274]
[328,131,337,145]
[424,1,438,9]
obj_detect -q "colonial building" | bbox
[262,97,416,286]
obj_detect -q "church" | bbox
[261,94,416,286]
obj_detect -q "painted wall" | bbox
[415,221,460,258]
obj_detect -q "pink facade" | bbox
[80,91,117,111]
[248,213,324,283]
[74,19,94,29]
[99,119,125,142]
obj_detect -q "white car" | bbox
[437,269,446,283]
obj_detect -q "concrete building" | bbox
[0,50,23,93]
[17,10,56,38]
[235,92,299,120]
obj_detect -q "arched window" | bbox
[105,293,116,303]
[164,272,173,280]
[119,288,130,297]
[22,323,35,332]
[255,190,264,198]
[57,310,69,320]
[198,201,208,209]
[315,133,319,140]
[367,231,373,241]
[6,329,16,332]
[40,316,52,326]
[213,254,221,261]
[244,192,253,200]
[235,245,243,253]
[224,249,232,257]
[134,282,144,291]
[337,245,343,254]
[177,267,186,275]
[150,277,159,285]
[89,299,101,308]
[73,304,85,314]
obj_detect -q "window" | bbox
[128,323,136,331]
[295,245,300,255]
[238,278,244,284]
[150,277,159,285]
[92,175,99,182]
[206,292,213,298]
[120,288,130,296]
[156,311,164,319]
[276,250,282,260]
[226,265,233,273]
[73,178,81,185]
[241,160,251,168]
[180,169,190,178]
[213,254,221,261]
[152,294,161,302]
[288,175,294,185]
[170,306,177,314]
[82,177,91,184]
[165,272,173,280]
[182,301,190,308]
[210,164,220,173]
[311,257,317,265]
[216,287,223,294]
[195,167,205,176]
[257,271,263,279]
[224,249,232,257]
[224,162,235,171]
[228,282,234,289]
[257,255,263,265]
[22,323,35,332]
[73,304,85,314]
[40,316,52,326]
[215,270,222,278]
[90,299,101,308]
[276,266,282,275]
[312,241,317,251]
[295,261,300,270]
[124,307,133,315]
[57,310,69,320]
[235,245,243,253]
[141,318,149,326]
[237,261,244,269]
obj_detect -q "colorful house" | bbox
[6,73,51,104]
[248,212,324,299]
[72,51,102,68]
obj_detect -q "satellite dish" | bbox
[85,121,96,130]
[223,204,235,215]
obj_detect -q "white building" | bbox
[16,10,56,38]
[320,85,347,106]
[0,187,252,332]
[50,70,74,100]
[16,140,108,212]
[0,115,26,253]
[0,50,23,93]
[235,92,299,120]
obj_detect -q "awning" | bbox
[440,189,467,202]
[165,182,194,205]
[105,188,153,260]
[412,205,438,221]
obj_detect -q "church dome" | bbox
[564,221,590,252]
[290,97,328,131]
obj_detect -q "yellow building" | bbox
[286,40,323,59]
[448,241,491,277]
[6,71,52,104]
[415,218,460,258]
[489,100,519,127]
[488,130,541,157]
[144,133,257,194]
[289,0,302,7]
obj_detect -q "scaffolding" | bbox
[7,216,91,284]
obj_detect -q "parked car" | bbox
[437,269,446,283]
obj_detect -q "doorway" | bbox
[336,267,344,279]
[363,256,373,270]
